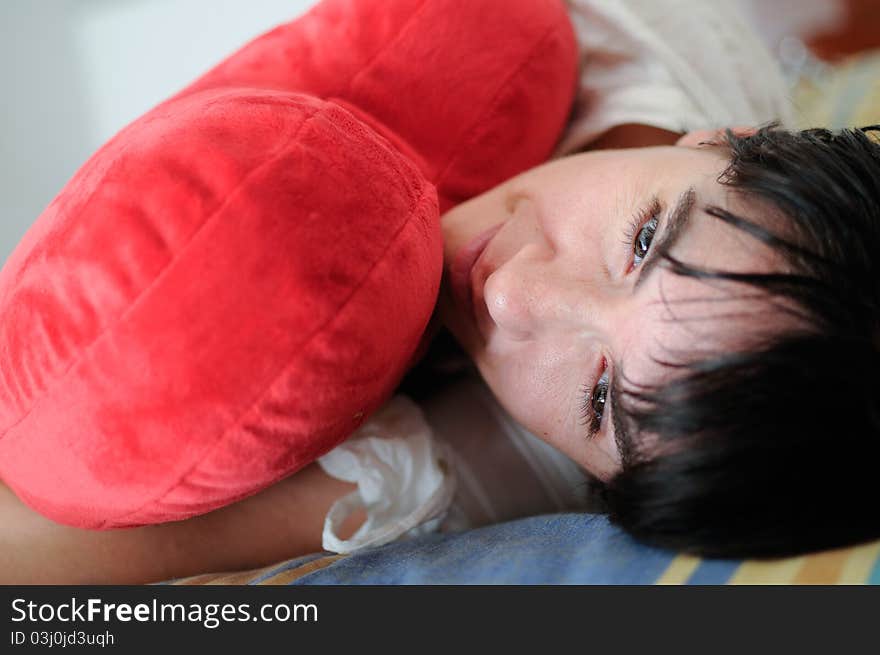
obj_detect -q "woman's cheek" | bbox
[588,430,625,480]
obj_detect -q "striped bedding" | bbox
[164,514,880,585]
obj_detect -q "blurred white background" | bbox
[1,0,317,265]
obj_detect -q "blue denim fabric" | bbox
[290,513,685,584]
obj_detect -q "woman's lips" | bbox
[449,223,503,332]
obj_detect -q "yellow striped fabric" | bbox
[656,555,702,585]
[169,540,880,585]
[168,555,345,586]
[654,539,880,585]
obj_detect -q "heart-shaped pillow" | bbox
[0,0,577,528]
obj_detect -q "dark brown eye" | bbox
[634,216,658,265]
[591,371,609,421]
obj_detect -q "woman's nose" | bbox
[483,252,602,339]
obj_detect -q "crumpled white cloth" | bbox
[317,395,456,554]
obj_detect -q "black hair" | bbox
[597,124,880,559]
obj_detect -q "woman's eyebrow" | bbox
[634,186,697,291]
[609,365,635,468]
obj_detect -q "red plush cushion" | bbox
[0,0,576,528]
[172,0,578,211]
[0,90,440,528]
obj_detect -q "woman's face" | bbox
[438,135,780,481]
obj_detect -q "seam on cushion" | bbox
[0,101,323,444]
[107,178,436,527]
[433,21,561,189]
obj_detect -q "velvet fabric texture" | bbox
[0,0,577,528]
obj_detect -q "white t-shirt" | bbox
[318,378,591,553]
[557,0,795,155]
[317,0,796,554]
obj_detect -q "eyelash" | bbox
[622,198,662,269]
[579,367,608,440]
[580,199,662,441]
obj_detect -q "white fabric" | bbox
[319,376,592,554]
[556,0,795,155]
[317,395,456,554]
